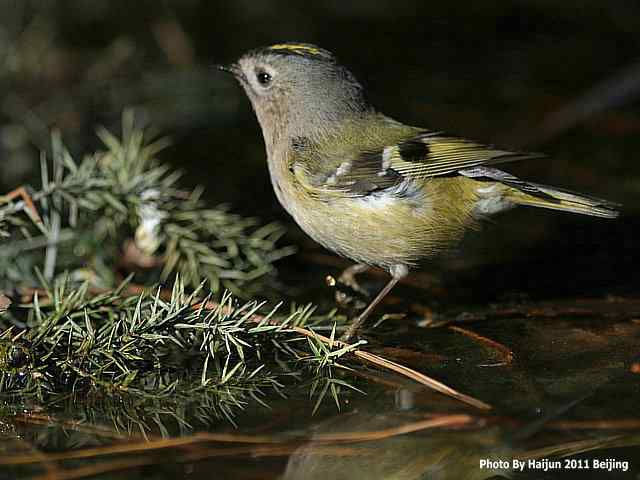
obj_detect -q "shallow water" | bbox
[2,268,639,479]
[1,1,640,478]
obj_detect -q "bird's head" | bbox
[220,43,372,144]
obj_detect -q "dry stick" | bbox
[311,414,474,443]
[29,457,158,480]
[28,446,362,480]
[515,435,629,461]
[10,415,640,475]
[0,414,473,466]
[286,325,491,410]
[178,444,362,460]
[344,365,409,390]
[448,325,514,365]
[0,435,277,466]
[548,419,640,430]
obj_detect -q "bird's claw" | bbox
[327,264,371,309]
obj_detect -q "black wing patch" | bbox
[293,131,544,198]
[396,138,430,163]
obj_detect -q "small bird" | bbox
[220,43,620,340]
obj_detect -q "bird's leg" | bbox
[338,263,370,292]
[333,263,370,307]
[341,265,407,341]
[341,276,400,341]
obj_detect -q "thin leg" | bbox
[333,263,370,307]
[341,265,407,341]
[338,263,370,292]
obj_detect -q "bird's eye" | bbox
[256,71,272,86]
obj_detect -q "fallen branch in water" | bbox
[0,413,475,466]
[14,283,492,411]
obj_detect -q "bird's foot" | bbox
[327,264,371,310]
[340,318,363,342]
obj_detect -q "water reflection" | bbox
[282,412,511,480]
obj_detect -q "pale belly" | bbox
[280,177,480,271]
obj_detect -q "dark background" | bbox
[1,0,638,301]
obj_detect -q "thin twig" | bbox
[312,414,474,442]
[515,435,629,461]
[349,349,491,410]
[548,419,640,430]
[28,446,361,480]
[448,325,513,365]
[0,414,474,466]
[29,457,157,480]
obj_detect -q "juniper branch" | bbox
[0,111,293,292]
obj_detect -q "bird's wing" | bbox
[293,130,544,197]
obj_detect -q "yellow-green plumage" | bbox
[226,42,619,338]
[283,118,482,269]
[277,114,617,271]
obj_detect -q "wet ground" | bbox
[1,1,640,478]
[2,274,639,479]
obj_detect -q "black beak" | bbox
[216,63,246,84]
[216,63,242,78]
[216,64,234,74]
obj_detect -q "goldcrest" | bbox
[220,43,619,340]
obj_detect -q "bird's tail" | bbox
[504,183,620,219]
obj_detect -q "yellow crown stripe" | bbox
[268,44,322,56]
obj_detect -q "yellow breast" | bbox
[283,176,480,270]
